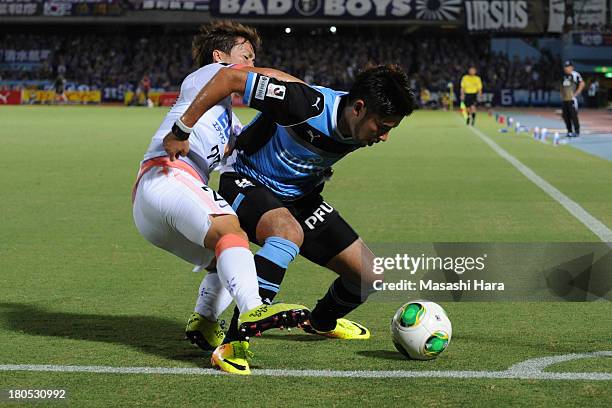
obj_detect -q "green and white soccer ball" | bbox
[390,300,452,360]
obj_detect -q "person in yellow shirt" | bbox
[460,65,483,126]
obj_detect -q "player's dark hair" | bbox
[348,65,417,117]
[192,20,261,68]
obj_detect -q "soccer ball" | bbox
[390,300,452,360]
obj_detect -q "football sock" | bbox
[194,270,233,321]
[255,236,299,303]
[471,112,476,126]
[215,234,262,314]
[310,277,366,332]
[224,236,300,342]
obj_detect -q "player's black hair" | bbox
[192,20,261,68]
[348,65,417,117]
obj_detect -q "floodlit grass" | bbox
[0,106,610,407]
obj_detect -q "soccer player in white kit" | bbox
[132,21,308,375]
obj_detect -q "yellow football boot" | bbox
[304,318,370,340]
[185,312,225,351]
[211,341,253,375]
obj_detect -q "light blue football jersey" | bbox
[232,72,361,199]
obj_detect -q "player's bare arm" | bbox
[181,66,303,128]
[575,80,585,97]
[163,66,303,161]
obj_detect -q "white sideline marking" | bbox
[1,351,610,380]
[507,351,612,373]
[467,125,612,244]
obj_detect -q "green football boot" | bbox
[185,312,225,351]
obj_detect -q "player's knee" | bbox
[204,215,248,249]
[256,208,304,247]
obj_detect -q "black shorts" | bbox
[464,93,477,107]
[218,172,359,266]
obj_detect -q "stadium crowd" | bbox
[0,31,562,96]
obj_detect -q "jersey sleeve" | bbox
[477,76,483,92]
[460,75,466,89]
[575,72,583,83]
[242,72,324,126]
[179,63,225,102]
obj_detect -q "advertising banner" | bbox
[463,0,545,33]
[0,0,123,16]
[44,0,123,16]
[122,91,246,106]
[572,32,612,46]
[547,0,564,32]
[0,0,41,16]
[497,88,562,106]
[212,0,547,32]
[158,91,179,107]
[137,0,210,11]
[548,0,608,31]
[573,0,606,26]
[0,90,22,104]
[22,89,101,104]
[124,91,157,106]
[211,0,463,21]
[0,49,51,63]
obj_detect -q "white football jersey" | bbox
[143,63,240,182]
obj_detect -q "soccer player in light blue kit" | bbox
[165,63,417,346]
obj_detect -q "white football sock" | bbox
[216,238,262,314]
[194,271,233,321]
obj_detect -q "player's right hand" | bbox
[163,132,190,161]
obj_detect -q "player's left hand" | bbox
[163,132,190,161]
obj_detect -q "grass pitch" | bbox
[0,106,610,407]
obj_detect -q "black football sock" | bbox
[471,112,476,126]
[310,278,365,332]
[222,306,240,343]
[254,237,298,304]
[254,255,285,305]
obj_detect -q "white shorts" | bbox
[132,165,235,269]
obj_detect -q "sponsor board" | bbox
[123,91,180,106]
[22,90,101,104]
[463,0,544,32]
[0,0,40,16]
[139,0,210,11]
[158,92,179,107]
[211,0,462,21]
[0,90,22,105]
